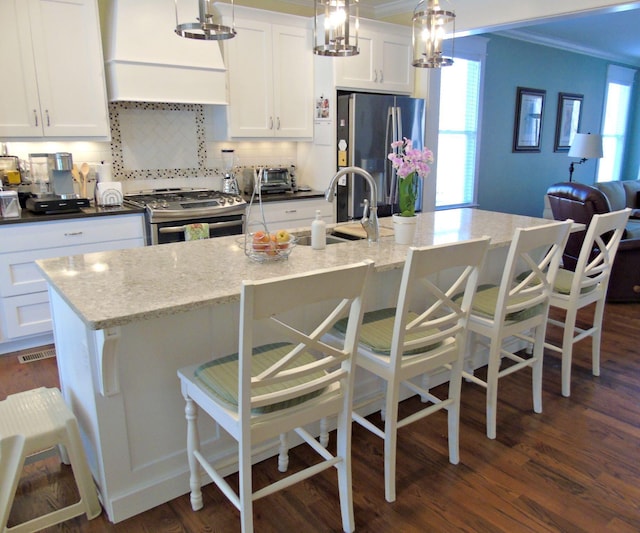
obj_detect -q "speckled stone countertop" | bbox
[35,209,568,331]
[0,204,144,225]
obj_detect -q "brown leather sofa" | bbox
[546,182,640,302]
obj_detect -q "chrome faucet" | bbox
[325,166,379,243]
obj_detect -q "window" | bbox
[597,65,636,182]
[435,38,486,208]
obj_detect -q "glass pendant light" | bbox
[412,0,455,68]
[314,0,359,57]
[175,0,236,41]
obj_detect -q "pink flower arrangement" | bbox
[387,138,434,179]
[388,138,434,217]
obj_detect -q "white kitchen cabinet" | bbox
[246,198,333,231]
[214,6,313,139]
[0,213,144,347]
[0,0,110,140]
[334,22,413,94]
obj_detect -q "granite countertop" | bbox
[242,189,325,202]
[0,204,145,225]
[35,209,569,331]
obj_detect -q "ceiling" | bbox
[227,1,640,67]
[497,9,640,67]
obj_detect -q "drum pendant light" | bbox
[175,0,236,41]
[412,0,455,68]
[314,0,359,57]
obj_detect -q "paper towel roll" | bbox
[97,162,113,183]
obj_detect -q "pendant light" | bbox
[314,0,359,57]
[412,0,455,68]
[174,0,236,41]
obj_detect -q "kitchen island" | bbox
[36,209,569,522]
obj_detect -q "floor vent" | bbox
[18,348,56,364]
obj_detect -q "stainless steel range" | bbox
[124,188,247,245]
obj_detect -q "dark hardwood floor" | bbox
[2,302,639,532]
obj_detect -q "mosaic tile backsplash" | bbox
[7,101,298,191]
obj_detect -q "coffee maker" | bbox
[26,152,90,214]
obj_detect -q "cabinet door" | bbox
[227,18,275,137]
[0,0,42,137]
[334,27,413,94]
[378,33,414,94]
[334,30,376,90]
[0,0,109,139]
[272,24,313,138]
[28,0,110,138]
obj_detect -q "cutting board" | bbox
[333,223,394,239]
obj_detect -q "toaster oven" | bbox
[243,167,292,194]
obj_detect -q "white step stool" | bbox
[0,387,101,532]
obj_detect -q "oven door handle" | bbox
[158,219,244,235]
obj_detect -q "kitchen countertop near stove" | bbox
[243,189,325,202]
[0,204,145,225]
[35,209,575,331]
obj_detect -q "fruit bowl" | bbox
[241,230,297,262]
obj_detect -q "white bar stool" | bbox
[0,387,101,533]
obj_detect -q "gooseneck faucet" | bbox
[325,166,379,243]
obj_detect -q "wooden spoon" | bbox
[80,162,90,198]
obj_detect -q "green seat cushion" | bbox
[467,284,543,321]
[195,342,325,414]
[333,307,441,356]
[553,268,598,295]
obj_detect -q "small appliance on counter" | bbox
[243,167,292,195]
[221,149,240,195]
[25,152,90,214]
[0,155,21,187]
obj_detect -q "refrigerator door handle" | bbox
[386,106,397,204]
[389,106,403,204]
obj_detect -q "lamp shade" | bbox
[314,0,359,57]
[568,133,603,159]
[175,0,236,41]
[412,0,455,68]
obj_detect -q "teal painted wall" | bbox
[624,81,640,181]
[477,35,610,217]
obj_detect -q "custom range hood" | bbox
[101,0,228,104]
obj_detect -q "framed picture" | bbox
[513,87,546,152]
[554,92,583,152]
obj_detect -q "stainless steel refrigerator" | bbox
[335,92,426,222]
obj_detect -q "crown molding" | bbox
[497,28,640,67]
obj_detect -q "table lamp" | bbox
[568,133,603,182]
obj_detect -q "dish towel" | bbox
[184,223,210,241]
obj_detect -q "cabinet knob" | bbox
[33,109,38,127]
[276,117,281,130]
[373,70,378,83]
[64,231,83,237]
[269,117,274,130]
[45,109,50,127]
[379,70,384,83]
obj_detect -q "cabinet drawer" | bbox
[1,292,51,339]
[0,215,145,253]
[247,200,332,229]
[0,238,143,297]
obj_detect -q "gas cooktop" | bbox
[123,188,246,222]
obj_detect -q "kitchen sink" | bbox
[295,233,351,246]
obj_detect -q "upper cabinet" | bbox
[213,6,313,140]
[101,0,227,105]
[334,20,414,94]
[0,0,110,140]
